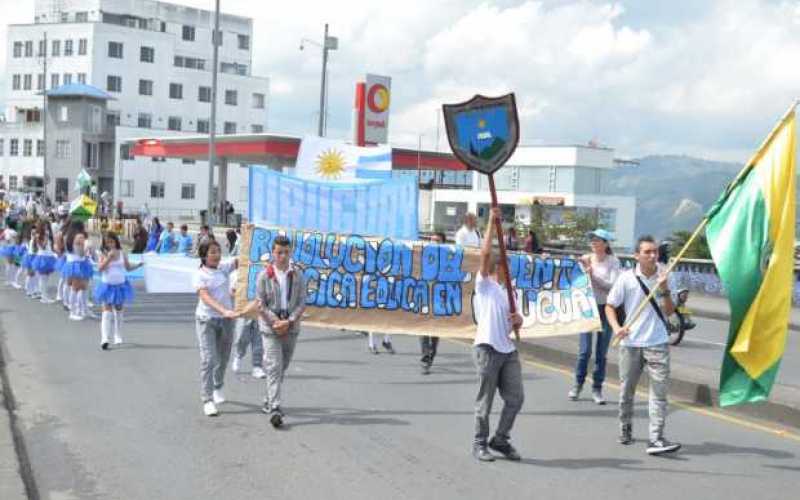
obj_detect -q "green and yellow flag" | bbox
[706,109,796,407]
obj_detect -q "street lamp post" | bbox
[301,24,338,137]
[207,0,221,225]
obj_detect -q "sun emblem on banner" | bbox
[315,148,347,179]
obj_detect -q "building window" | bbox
[23,139,33,157]
[51,73,60,89]
[197,119,210,133]
[55,178,69,202]
[120,180,134,197]
[225,90,237,106]
[63,73,72,85]
[181,183,196,200]
[198,86,211,103]
[108,41,123,58]
[0,139,3,156]
[167,116,182,131]
[25,109,41,123]
[140,46,154,63]
[119,144,133,160]
[77,73,86,84]
[182,25,195,41]
[9,176,18,190]
[106,113,120,128]
[252,93,265,109]
[223,122,236,134]
[59,106,68,122]
[78,38,87,55]
[251,124,264,133]
[169,83,183,99]
[182,158,196,165]
[23,74,32,90]
[237,34,250,50]
[139,79,153,96]
[221,62,247,75]
[150,182,165,198]
[24,41,33,57]
[107,75,122,92]
[55,140,72,159]
[213,29,223,46]
[9,139,19,156]
[12,75,20,90]
[13,42,22,58]
[137,113,152,128]
[37,73,44,90]
[36,139,44,157]
[64,39,73,56]
[75,12,88,22]
[51,40,61,56]
[37,40,45,57]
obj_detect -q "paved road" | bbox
[1,286,800,500]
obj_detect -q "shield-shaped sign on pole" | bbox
[442,93,520,174]
[442,93,522,340]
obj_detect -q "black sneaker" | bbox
[421,363,431,375]
[472,444,495,462]
[618,424,633,445]
[488,437,521,461]
[646,438,681,455]
[101,342,109,351]
[270,407,284,428]
[382,340,395,354]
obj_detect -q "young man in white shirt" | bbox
[455,212,481,247]
[472,206,524,462]
[606,235,681,456]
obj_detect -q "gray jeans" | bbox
[619,344,670,442]
[473,344,524,446]
[195,317,234,402]
[234,318,263,367]
[263,331,299,411]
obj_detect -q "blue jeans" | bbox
[575,306,612,390]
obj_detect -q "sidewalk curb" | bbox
[475,340,800,431]
[692,307,800,333]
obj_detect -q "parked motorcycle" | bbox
[666,288,696,345]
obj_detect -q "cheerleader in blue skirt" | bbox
[53,221,69,305]
[96,232,142,349]
[12,231,28,290]
[63,229,94,321]
[31,220,57,304]
[20,225,38,298]
[1,222,19,286]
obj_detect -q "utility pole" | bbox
[207,0,220,225]
[42,31,48,201]
[317,23,329,137]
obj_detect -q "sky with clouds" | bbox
[1,0,799,162]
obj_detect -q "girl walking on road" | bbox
[63,228,95,321]
[96,232,142,350]
[31,221,57,304]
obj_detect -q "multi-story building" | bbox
[0,0,269,217]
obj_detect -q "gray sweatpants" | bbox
[473,344,525,446]
[195,317,234,402]
[263,331,299,411]
[234,318,263,367]
[618,344,670,442]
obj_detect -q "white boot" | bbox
[14,267,25,289]
[100,311,112,349]
[69,290,84,320]
[56,277,64,301]
[63,286,72,310]
[39,274,54,303]
[82,290,96,319]
[24,275,33,296]
[112,310,123,345]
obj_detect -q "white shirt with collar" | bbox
[473,272,516,353]
[455,225,481,247]
[606,263,670,348]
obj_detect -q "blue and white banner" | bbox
[295,135,392,182]
[248,167,418,240]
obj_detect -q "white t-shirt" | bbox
[275,267,289,310]
[606,264,669,348]
[473,273,516,353]
[194,260,236,319]
[455,226,481,247]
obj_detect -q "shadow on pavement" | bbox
[116,342,195,350]
[680,441,795,459]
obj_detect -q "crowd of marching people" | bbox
[0,198,681,460]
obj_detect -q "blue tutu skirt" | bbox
[20,253,36,270]
[61,259,94,280]
[94,280,135,306]
[0,245,15,259]
[32,254,57,274]
[14,245,27,259]
[55,255,67,273]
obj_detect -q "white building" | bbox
[421,145,637,249]
[0,0,269,219]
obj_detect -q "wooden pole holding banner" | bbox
[612,98,799,347]
[487,174,520,342]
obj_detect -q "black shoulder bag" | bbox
[633,275,670,331]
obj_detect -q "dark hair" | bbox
[272,235,291,250]
[201,225,210,232]
[152,217,161,230]
[102,232,122,252]
[180,224,188,231]
[35,220,53,249]
[198,239,221,267]
[65,220,86,253]
[226,229,238,253]
[434,231,447,243]
[635,235,657,253]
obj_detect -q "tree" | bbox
[668,229,712,259]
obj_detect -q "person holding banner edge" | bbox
[472,206,524,462]
[605,235,681,455]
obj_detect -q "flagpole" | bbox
[612,99,799,346]
[488,173,520,342]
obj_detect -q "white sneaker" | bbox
[113,335,123,345]
[84,309,98,319]
[69,314,84,321]
[252,366,266,379]
[212,389,226,405]
[40,298,55,304]
[231,357,242,373]
[203,401,219,417]
[11,283,21,289]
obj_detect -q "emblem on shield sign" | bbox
[442,93,520,174]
